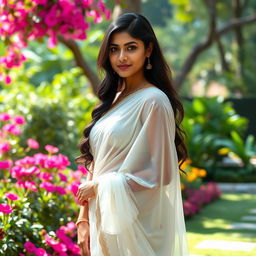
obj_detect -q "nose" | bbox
[119,49,127,62]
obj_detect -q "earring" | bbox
[146,57,152,70]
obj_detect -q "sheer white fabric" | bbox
[87,87,189,256]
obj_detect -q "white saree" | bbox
[87,87,189,256]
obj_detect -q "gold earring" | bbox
[146,57,152,70]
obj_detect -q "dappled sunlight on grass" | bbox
[186,193,256,256]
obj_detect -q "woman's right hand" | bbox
[77,222,90,256]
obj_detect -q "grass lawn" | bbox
[186,193,256,256]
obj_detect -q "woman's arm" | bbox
[76,167,93,226]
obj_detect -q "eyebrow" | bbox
[109,41,138,46]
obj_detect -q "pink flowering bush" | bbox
[0,0,113,83]
[183,182,222,218]
[0,112,87,255]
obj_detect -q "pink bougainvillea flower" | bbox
[58,172,67,182]
[68,243,80,254]
[52,242,67,253]
[55,186,67,195]
[34,248,48,256]
[5,192,19,201]
[43,156,58,169]
[44,4,59,27]
[2,123,21,135]
[48,31,57,48]
[70,170,83,181]
[56,229,72,244]
[27,138,40,149]
[39,172,53,181]
[59,221,76,234]
[0,142,11,153]
[67,181,80,196]
[16,180,38,192]
[40,181,56,193]
[0,160,12,169]
[19,166,40,177]
[44,234,59,246]
[45,145,59,154]
[31,0,48,5]
[77,165,88,175]
[24,241,37,253]
[33,153,47,166]
[4,75,12,85]
[0,203,13,214]
[0,113,11,121]
[55,154,70,169]
[15,156,36,167]
[13,115,25,125]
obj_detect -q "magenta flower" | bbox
[16,180,38,191]
[0,203,13,214]
[58,172,67,182]
[39,172,53,181]
[40,181,56,193]
[59,222,76,234]
[68,243,80,254]
[44,234,59,246]
[67,181,80,196]
[43,157,58,169]
[44,4,59,27]
[4,75,12,85]
[27,138,39,149]
[24,241,37,253]
[77,166,88,175]
[0,142,11,153]
[0,113,11,121]
[56,229,72,244]
[55,186,67,195]
[31,0,48,5]
[2,123,21,135]
[34,248,48,256]
[15,156,36,167]
[5,192,19,201]
[0,160,12,169]
[52,242,67,253]
[45,144,59,154]
[13,115,25,125]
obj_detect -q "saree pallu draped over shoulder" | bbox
[87,87,189,256]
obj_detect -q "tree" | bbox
[0,0,114,93]
[169,0,256,93]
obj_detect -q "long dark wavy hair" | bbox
[75,13,187,172]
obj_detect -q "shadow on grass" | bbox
[186,193,256,236]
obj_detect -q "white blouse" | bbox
[87,87,189,256]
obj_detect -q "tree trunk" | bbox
[233,0,245,78]
[175,14,256,90]
[58,36,100,95]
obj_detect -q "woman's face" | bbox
[108,31,152,79]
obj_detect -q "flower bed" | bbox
[183,182,222,218]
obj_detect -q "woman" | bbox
[75,13,189,256]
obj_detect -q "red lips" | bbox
[117,64,131,70]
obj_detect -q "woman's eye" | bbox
[110,47,117,52]
[127,45,137,51]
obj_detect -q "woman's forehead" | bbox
[110,32,142,45]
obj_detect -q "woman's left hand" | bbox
[76,181,96,205]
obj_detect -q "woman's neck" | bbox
[123,75,148,92]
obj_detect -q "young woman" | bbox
[75,13,189,256]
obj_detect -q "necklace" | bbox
[114,81,149,106]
